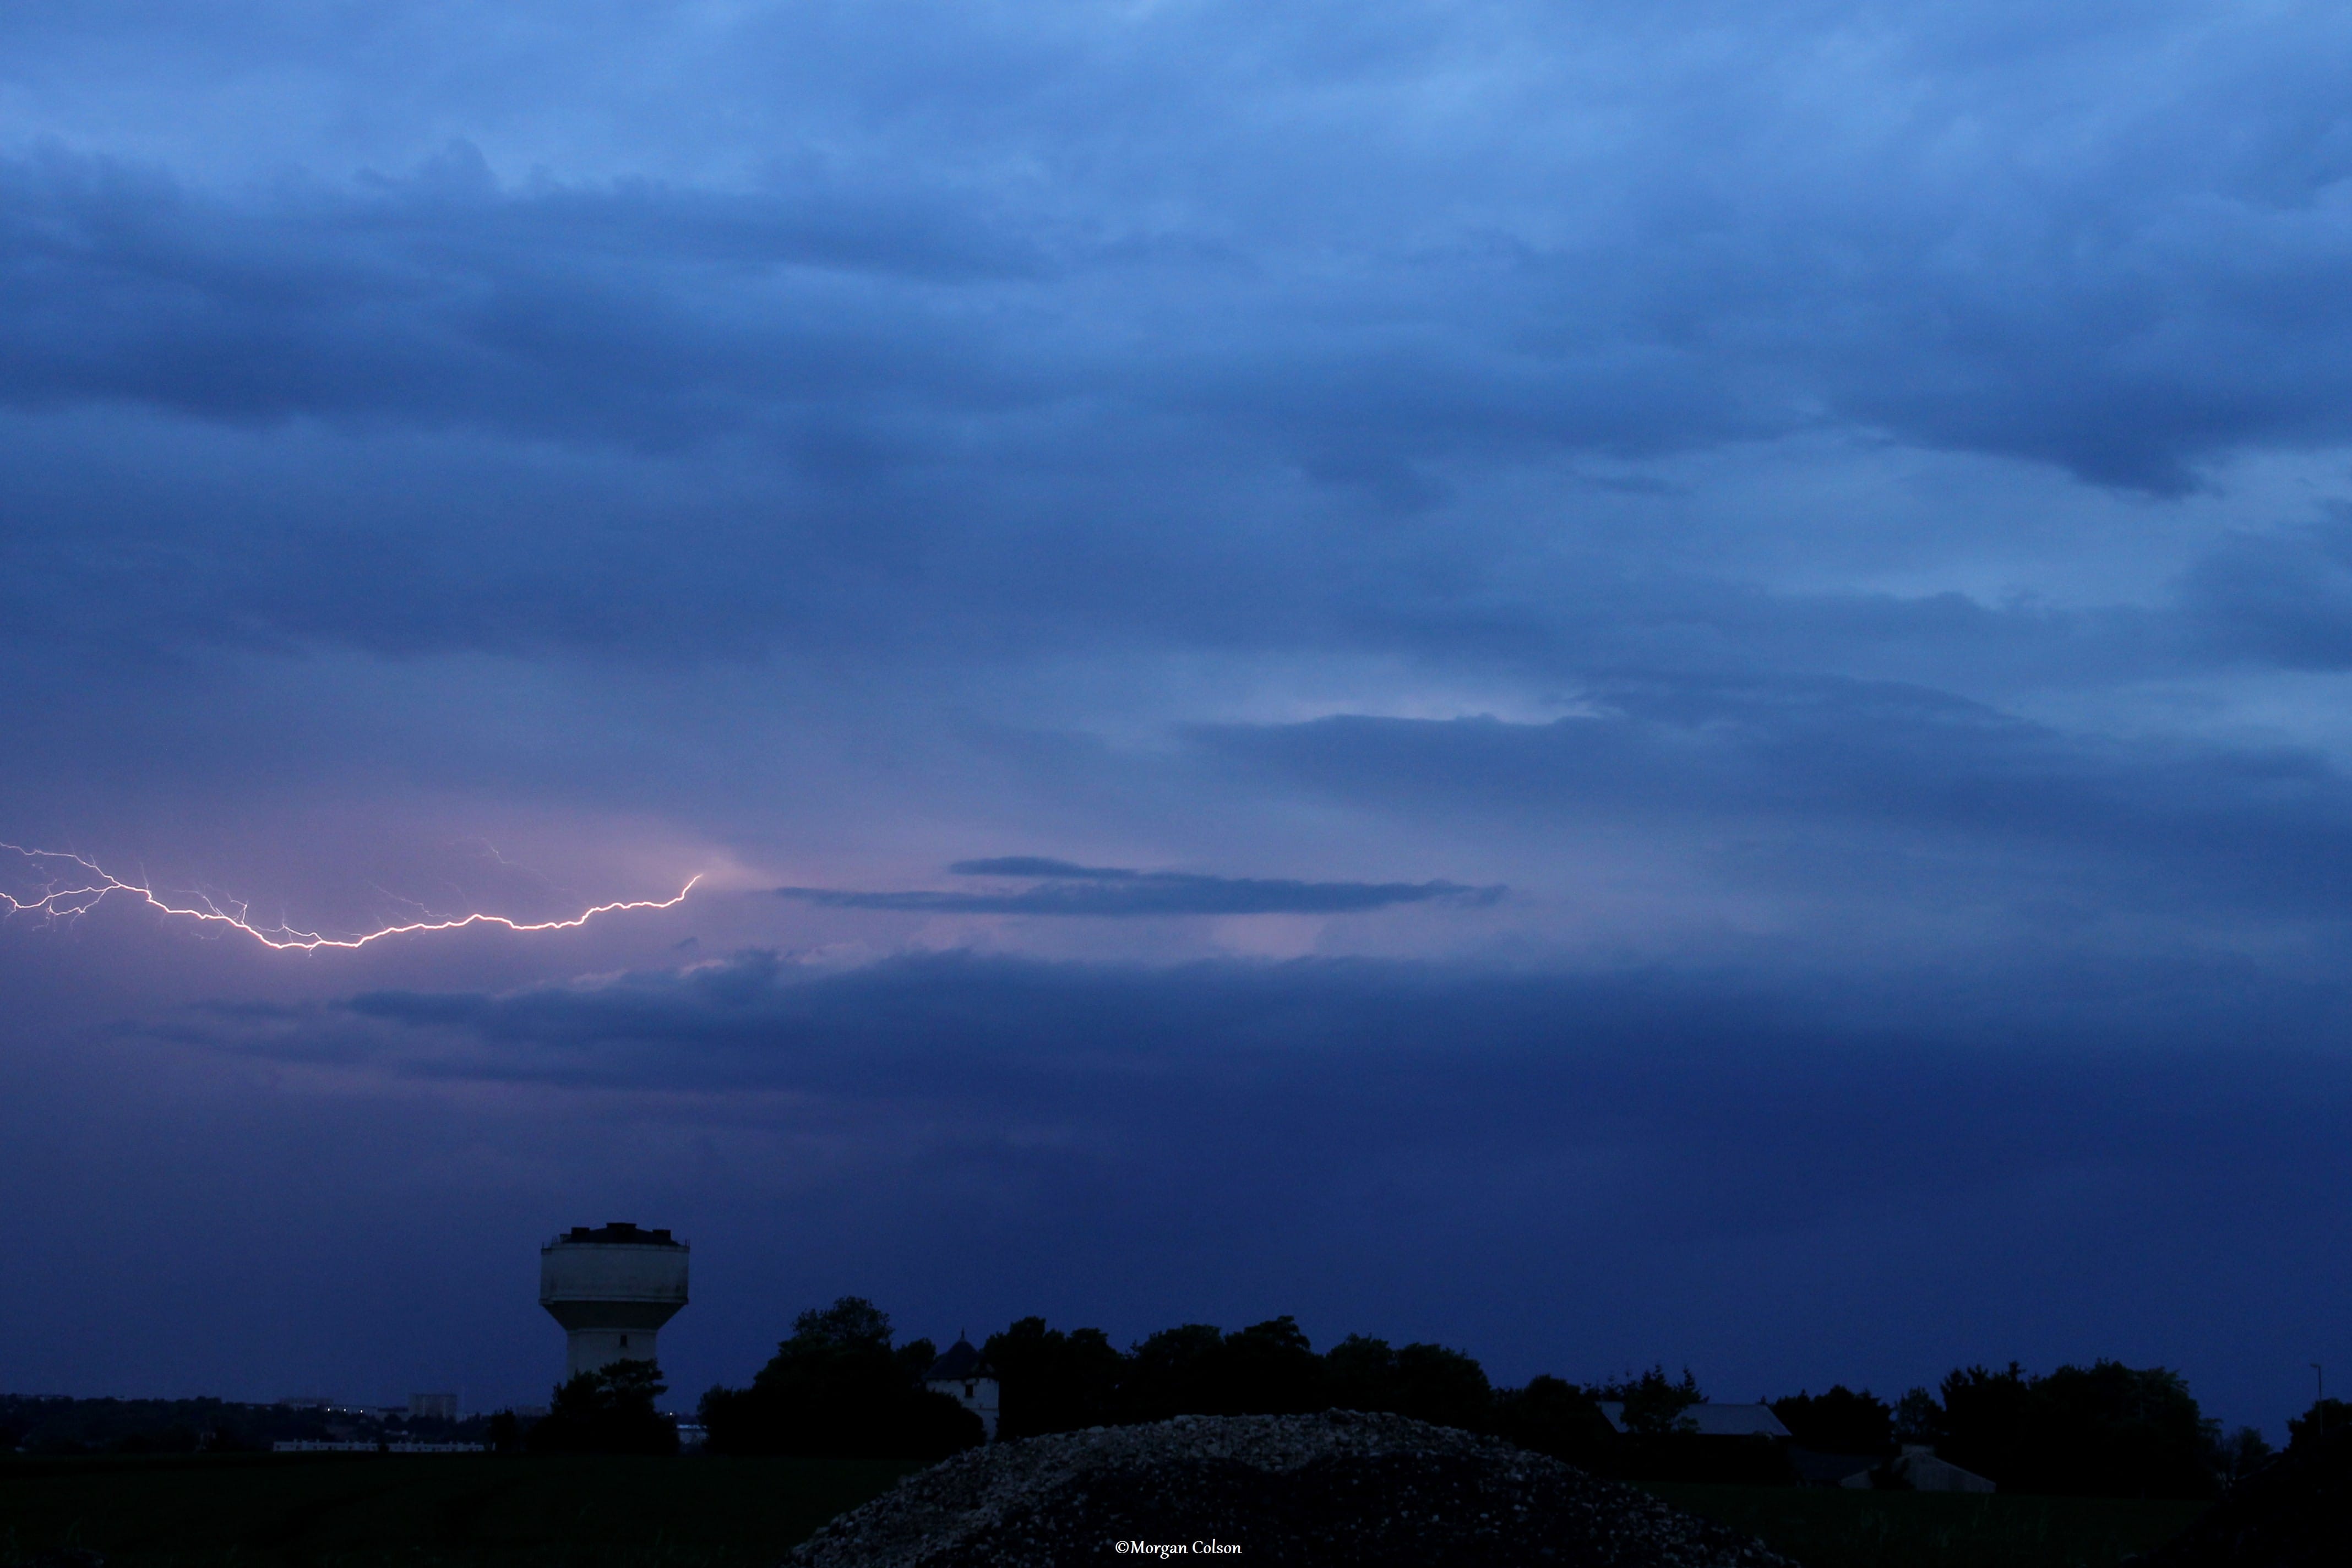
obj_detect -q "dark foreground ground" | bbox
[0,1453,918,1568]
[0,1452,2206,1568]
[1646,1484,2209,1568]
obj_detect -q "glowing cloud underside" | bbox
[1,845,699,951]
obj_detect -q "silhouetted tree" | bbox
[526,1359,679,1455]
[2035,1362,2216,1498]
[1934,1360,2217,1498]
[1491,1375,1616,1467]
[1113,1316,1333,1420]
[1324,1335,1493,1431]
[2213,1424,2274,1484]
[1892,1387,1943,1445]
[983,1317,1498,1438]
[1210,1317,1326,1415]
[984,1317,1125,1439]
[2286,1398,2352,1449]
[700,1296,981,1459]
[1771,1386,1894,1455]
[1598,1365,1703,1435]
[1936,1363,2034,1481]
[1120,1322,1231,1422]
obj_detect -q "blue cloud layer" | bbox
[1200,682,2352,932]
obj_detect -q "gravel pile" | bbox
[787,1411,1796,1567]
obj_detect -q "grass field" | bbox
[1646,1482,2210,1568]
[1,1453,2214,1567]
[0,1453,918,1568]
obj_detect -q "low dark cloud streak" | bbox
[777,861,1500,917]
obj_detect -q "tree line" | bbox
[651,1297,2315,1498]
[59,1294,2302,1498]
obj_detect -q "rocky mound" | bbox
[787,1411,1795,1567]
[2136,1428,2352,1567]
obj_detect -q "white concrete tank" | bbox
[539,1222,689,1380]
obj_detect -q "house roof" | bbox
[1893,1447,1996,1491]
[1596,1402,1793,1439]
[925,1338,993,1382]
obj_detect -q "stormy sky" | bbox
[6,2,2352,1434]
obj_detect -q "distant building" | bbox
[1788,1442,1996,1491]
[1851,1444,1995,1493]
[273,1440,484,1454]
[924,1337,1000,1440]
[410,1392,459,1422]
[1596,1402,1793,1439]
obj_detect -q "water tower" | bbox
[539,1222,689,1380]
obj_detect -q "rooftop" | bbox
[925,1338,994,1382]
[1595,1401,1793,1439]
[548,1221,684,1248]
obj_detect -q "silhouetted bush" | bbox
[526,1359,679,1455]
[700,1297,982,1460]
[984,1317,1123,1439]
[1926,1360,2217,1498]
[1122,1317,1326,1420]
[1325,1335,1494,1431]
[2212,1423,2273,1484]
[2287,1397,2352,1449]
[1489,1375,1616,1468]
[984,1315,1498,1434]
[1119,1322,1233,1423]
[1771,1385,1894,1455]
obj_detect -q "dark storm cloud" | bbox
[57,943,2352,1419]
[775,858,1501,917]
[178,950,2352,1407]
[1200,678,2352,926]
[225,946,2352,1192]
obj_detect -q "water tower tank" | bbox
[539,1222,689,1380]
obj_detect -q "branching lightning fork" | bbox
[1,843,699,951]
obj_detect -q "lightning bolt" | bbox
[1,843,699,952]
